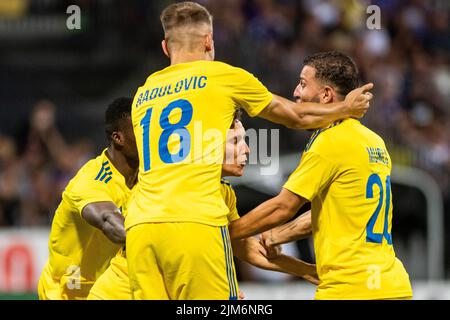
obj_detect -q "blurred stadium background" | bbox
[0,0,449,299]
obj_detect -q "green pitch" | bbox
[0,293,38,300]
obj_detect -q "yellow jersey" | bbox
[43,149,133,299]
[87,178,240,300]
[126,60,272,230]
[284,119,412,300]
[221,179,240,222]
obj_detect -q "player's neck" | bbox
[169,51,212,65]
[106,147,138,189]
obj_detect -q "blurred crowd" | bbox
[0,101,93,226]
[0,0,449,231]
[203,0,450,192]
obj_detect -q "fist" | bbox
[260,231,282,259]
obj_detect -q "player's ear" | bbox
[321,86,334,104]
[204,33,213,52]
[111,131,125,147]
[161,39,170,58]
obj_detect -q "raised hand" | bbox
[344,83,374,119]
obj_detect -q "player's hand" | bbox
[344,83,374,119]
[260,231,282,259]
[238,289,245,300]
[101,210,126,244]
[302,264,320,286]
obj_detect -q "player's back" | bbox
[307,119,412,299]
[127,60,272,230]
[43,150,130,299]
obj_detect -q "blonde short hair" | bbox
[160,1,213,36]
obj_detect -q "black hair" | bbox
[232,108,242,127]
[105,97,132,142]
[303,51,360,96]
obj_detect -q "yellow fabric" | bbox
[221,179,240,222]
[284,119,413,300]
[126,60,272,230]
[126,222,239,300]
[37,262,63,300]
[90,179,240,300]
[87,247,130,300]
[38,149,133,300]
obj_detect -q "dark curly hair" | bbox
[105,97,132,142]
[303,51,360,97]
[231,108,242,128]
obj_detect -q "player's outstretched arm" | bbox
[258,83,374,130]
[232,237,319,285]
[229,188,307,240]
[261,210,312,248]
[82,202,126,244]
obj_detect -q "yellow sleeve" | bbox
[221,183,240,222]
[283,150,337,202]
[68,175,115,215]
[230,67,273,117]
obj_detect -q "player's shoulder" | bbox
[220,179,237,209]
[206,61,254,78]
[308,119,388,157]
[305,119,358,156]
[220,178,235,195]
[220,178,232,186]
[220,178,234,192]
[315,119,369,142]
[66,150,114,191]
[339,119,388,148]
[303,121,339,154]
[143,61,252,86]
[210,60,240,70]
[359,122,387,146]
[81,152,111,179]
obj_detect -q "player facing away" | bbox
[87,115,318,300]
[229,52,413,300]
[125,2,373,299]
[37,98,138,300]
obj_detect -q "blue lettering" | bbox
[367,147,389,165]
[158,87,165,98]
[136,93,143,107]
[166,84,173,95]
[198,76,207,88]
[149,88,158,100]
[175,80,183,93]
[143,90,149,103]
[192,76,198,89]
[184,77,194,91]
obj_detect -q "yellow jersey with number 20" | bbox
[284,119,412,300]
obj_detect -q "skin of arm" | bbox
[232,237,319,285]
[263,210,312,247]
[258,83,374,130]
[229,188,307,240]
[81,201,126,244]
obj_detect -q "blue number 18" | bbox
[140,99,193,172]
